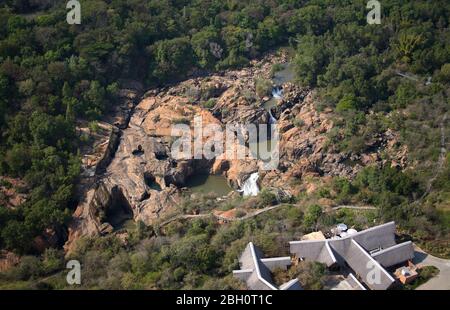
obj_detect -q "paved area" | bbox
[413,246,450,290]
[330,279,353,290]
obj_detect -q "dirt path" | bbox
[158,213,211,227]
[327,205,377,212]
[158,203,376,228]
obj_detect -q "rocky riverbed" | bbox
[64,53,409,252]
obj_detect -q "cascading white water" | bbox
[240,172,260,197]
[268,109,277,124]
[272,87,283,99]
[267,87,281,124]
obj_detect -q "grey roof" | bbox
[239,242,277,290]
[323,241,338,265]
[234,222,413,290]
[279,279,303,290]
[289,222,414,290]
[346,273,367,290]
[233,242,302,290]
[351,221,397,251]
[371,241,414,267]
[341,239,395,290]
[290,239,337,267]
[260,257,292,271]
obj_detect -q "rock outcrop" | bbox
[0,177,27,209]
[65,53,410,253]
[0,251,20,272]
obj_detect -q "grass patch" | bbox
[255,78,273,98]
[202,98,217,109]
[417,240,450,259]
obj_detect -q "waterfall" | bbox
[240,172,260,197]
[268,109,277,124]
[267,87,280,125]
[272,87,283,99]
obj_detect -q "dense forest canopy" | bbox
[0,0,309,253]
[0,0,448,289]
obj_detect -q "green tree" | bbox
[191,27,220,69]
[5,143,30,176]
[336,94,359,112]
[304,205,323,230]
[218,26,251,69]
[1,220,33,254]
[256,17,282,49]
[296,5,330,36]
[294,35,328,87]
[152,37,194,81]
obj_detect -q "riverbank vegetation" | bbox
[291,1,449,258]
[0,0,448,289]
[0,192,385,289]
[0,0,354,253]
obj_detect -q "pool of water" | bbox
[272,62,295,85]
[186,174,232,196]
[263,63,294,110]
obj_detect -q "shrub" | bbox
[333,177,357,204]
[258,189,277,207]
[202,98,217,109]
[42,248,64,274]
[185,86,201,102]
[242,90,257,104]
[347,135,366,153]
[88,121,100,133]
[296,261,327,290]
[10,256,44,281]
[318,187,331,198]
[173,118,191,126]
[235,209,246,218]
[5,144,31,177]
[303,205,323,230]
[221,108,230,118]
[255,78,273,98]
[435,63,450,83]
[270,63,284,77]
[286,207,304,225]
[152,114,161,123]
[273,261,327,290]
[293,118,304,128]
[336,94,358,112]
[401,266,439,290]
